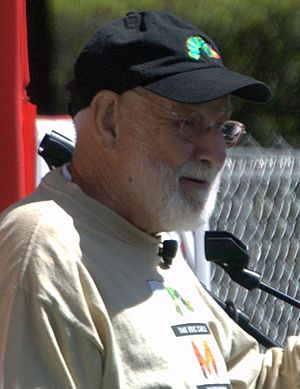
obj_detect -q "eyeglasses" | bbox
[132,89,246,147]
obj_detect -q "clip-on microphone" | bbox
[159,240,178,266]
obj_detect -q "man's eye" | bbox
[182,116,195,127]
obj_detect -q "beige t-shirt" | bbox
[0,168,299,388]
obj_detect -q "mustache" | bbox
[178,162,220,184]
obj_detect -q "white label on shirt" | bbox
[148,280,231,389]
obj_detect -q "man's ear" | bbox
[90,90,120,148]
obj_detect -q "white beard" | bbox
[153,161,221,232]
[126,149,222,233]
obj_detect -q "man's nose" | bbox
[193,128,227,169]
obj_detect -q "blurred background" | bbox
[26,0,300,146]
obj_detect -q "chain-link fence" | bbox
[209,136,300,349]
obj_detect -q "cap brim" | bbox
[144,67,272,104]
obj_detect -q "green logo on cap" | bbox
[186,36,220,60]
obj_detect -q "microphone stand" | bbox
[223,266,300,309]
[207,289,282,348]
[205,231,300,309]
[204,230,300,348]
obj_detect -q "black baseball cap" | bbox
[68,11,272,115]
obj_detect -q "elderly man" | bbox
[0,11,299,389]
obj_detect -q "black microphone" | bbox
[38,131,75,169]
[205,231,250,268]
[159,240,178,266]
[205,231,300,309]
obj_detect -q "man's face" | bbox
[116,89,230,234]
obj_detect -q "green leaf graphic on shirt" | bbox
[165,286,194,316]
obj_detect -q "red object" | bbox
[0,0,36,213]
